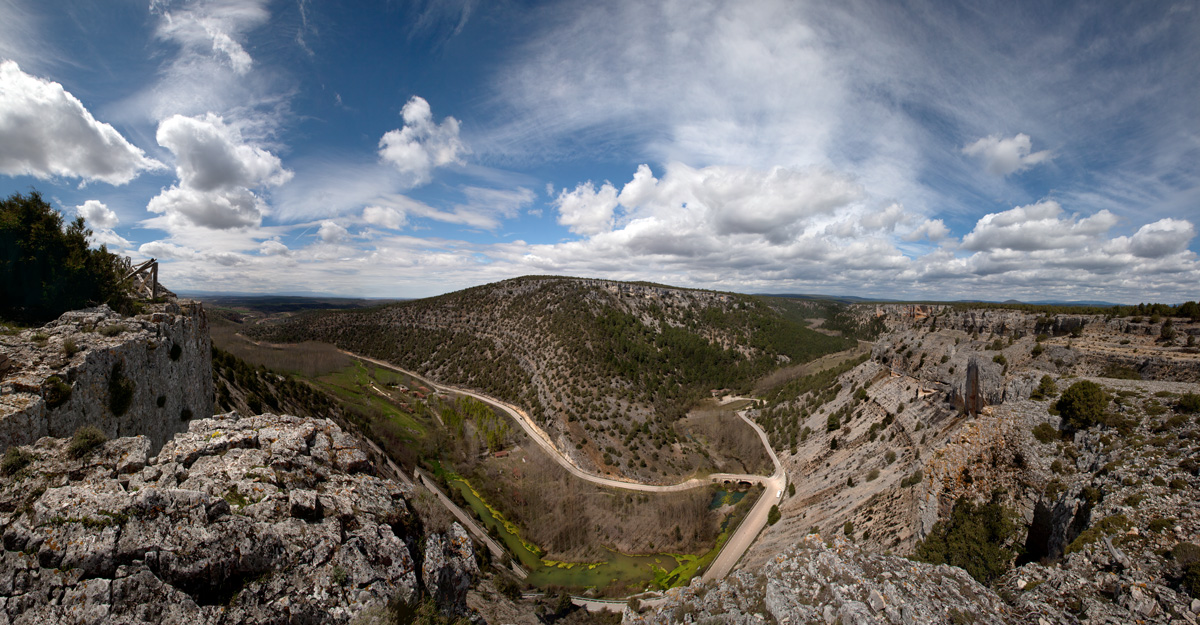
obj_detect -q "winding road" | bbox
[341,349,785,582]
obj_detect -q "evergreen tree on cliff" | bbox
[1,191,131,322]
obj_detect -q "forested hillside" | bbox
[248,276,856,479]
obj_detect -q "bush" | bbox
[1030,375,1058,401]
[68,425,108,458]
[43,376,72,408]
[169,343,183,361]
[843,520,854,537]
[1148,518,1175,533]
[1032,422,1058,444]
[768,505,781,525]
[99,323,126,337]
[1178,393,1200,414]
[1174,543,1200,567]
[180,407,193,422]
[62,337,79,356]
[1,447,34,476]
[108,362,135,416]
[900,469,923,488]
[1056,381,1108,431]
[1,191,133,323]
[885,450,896,465]
[912,494,1019,584]
[495,573,523,600]
[867,468,880,481]
[826,413,840,432]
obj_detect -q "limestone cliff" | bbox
[0,302,212,453]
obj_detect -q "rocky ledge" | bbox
[0,412,477,624]
[629,533,1015,625]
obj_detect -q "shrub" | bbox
[169,343,183,361]
[1032,422,1058,444]
[108,362,135,416]
[885,450,897,465]
[843,520,854,537]
[68,426,108,458]
[826,414,840,432]
[62,337,79,356]
[1169,478,1187,490]
[1056,381,1108,431]
[901,469,923,488]
[1174,543,1200,567]
[867,468,880,481]
[1187,564,1200,599]
[496,573,523,600]
[1031,375,1058,401]
[1178,393,1200,414]
[1030,343,1044,357]
[99,323,126,337]
[768,505,781,525]
[43,376,72,408]
[993,354,1007,368]
[180,407,193,422]
[1148,518,1175,533]
[912,494,1019,584]
[1,447,34,476]
[1066,514,1130,554]
[331,565,348,586]
[1050,460,1064,474]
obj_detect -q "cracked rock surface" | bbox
[0,412,476,624]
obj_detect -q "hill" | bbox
[246,275,859,480]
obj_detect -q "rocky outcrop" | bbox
[629,533,1017,624]
[951,354,1004,414]
[0,302,211,453]
[0,412,477,624]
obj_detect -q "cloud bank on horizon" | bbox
[0,0,1197,303]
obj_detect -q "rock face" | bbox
[629,534,1016,624]
[0,303,212,453]
[0,412,477,624]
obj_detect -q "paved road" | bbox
[700,409,785,582]
[341,349,783,584]
[344,351,774,493]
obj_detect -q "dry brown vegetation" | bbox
[677,402,770,475]
[469,440,721,561]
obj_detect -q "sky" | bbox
[1,0,1198,304]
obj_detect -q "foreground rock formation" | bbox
[0,302,212,453]
[632,534,1014,624]
[0,412,477,624]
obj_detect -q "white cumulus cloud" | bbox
[0,61,163,184]
[378,96,466,187]
[555,181,619,236]
[962,133,1052,176]
[148,113,291,229]
[76,200,119,229]
[318,220,350,243]
[1127,218,1195,259]
[961,201,1117,252]
[363,205,407,230]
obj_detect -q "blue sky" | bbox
[1,0,1197,303]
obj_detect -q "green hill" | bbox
[248,276,855,479]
